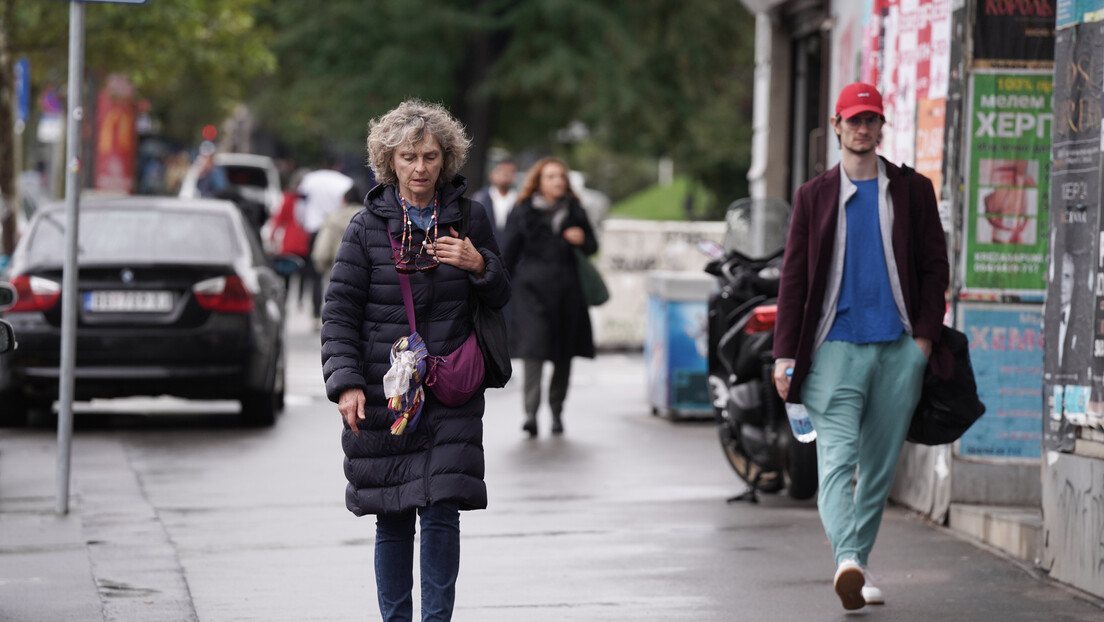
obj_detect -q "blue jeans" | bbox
[375,502,461,622]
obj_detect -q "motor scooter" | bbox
[702,198,817,503]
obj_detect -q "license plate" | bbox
[83,290,174,313]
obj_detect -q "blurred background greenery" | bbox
[1,0,755,219]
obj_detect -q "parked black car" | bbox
[0,197,288,426]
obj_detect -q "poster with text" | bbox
[1056,0,1104,29]
[866,0,952,166]
[93,74,137,194]
[973,0,1056,68]
[958,304,1044,460]
[916,97,947,200]
[963,71,1052,296]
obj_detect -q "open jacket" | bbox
[773,157,950,403]
[502,195,598,361]
[320,175,511,515]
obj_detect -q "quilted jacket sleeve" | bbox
[320,212,372,403]
[467,198,511,310]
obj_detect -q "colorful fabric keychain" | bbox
[383,332,429,435]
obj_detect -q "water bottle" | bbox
[784,368,817,443]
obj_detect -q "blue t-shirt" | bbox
[826,178,905,344]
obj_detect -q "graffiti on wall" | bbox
[1044,454,1104,594]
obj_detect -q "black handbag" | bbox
[470,292,511,388]
[574,248,610,306]
[907,325,986,445]
[459,198,512,388]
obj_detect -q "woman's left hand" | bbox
[431,227,486,277]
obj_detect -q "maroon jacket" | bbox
[773,157,950,403]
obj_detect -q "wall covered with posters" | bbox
[844,0,1056,519]
[1045,20,1104,452]
[1044,5,1104,600]
[851,0,952,184]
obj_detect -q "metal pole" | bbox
[57,0,85,515]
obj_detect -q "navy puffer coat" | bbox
[320,176,510,516]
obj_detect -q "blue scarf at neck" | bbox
[395,188,436,232]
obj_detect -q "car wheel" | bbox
[240,343,283,427]
[240,390,277,427]
[0,389,29,427]
[274,343,286,412]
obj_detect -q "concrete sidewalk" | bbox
[2,302,1103,621]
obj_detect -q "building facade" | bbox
[738,0,1103,600]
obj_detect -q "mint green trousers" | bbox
[801,334,928,566]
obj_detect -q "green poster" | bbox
[964,71,1052,296]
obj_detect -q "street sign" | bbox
[14,58,29,125]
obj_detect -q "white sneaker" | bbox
[861,567,885,605]
[833,558,866,610]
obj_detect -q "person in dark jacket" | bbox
[503,156,599,438]
[772,83,949,611]
[320,99,510,622]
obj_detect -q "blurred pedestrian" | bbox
[471,158,517,242]
[320,99,509,622]
[311,183,362,288]
[267,168,312,296]
[193,147,227,198]
[164,151,191,196]
[772,83,949,611]
[502,156,599,437]
[296,158,353,325]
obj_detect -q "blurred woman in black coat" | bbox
[320,99,510,621]
[503,157,599,437]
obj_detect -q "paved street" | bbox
[1,304,1102,621]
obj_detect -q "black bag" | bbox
[470,292,512,388]
[459,198,512,388]
[908,325,986,445]
[574,248,610,306]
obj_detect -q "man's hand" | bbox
[772,360,794,400]
[339,388,366,435]
[431,227,486,277]
[914,336,932,359]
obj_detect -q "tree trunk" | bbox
[0,0,17,255]
[455,3,510,191]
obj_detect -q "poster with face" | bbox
[1044,22,1104,451]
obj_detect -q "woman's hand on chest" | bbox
[430,227,486,278]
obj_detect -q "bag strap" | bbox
[458,196,472,240]
[387,232,417,333]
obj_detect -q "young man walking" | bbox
[771,82,949,611]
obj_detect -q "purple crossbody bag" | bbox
[390,234,485,407]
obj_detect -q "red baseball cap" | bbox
[836,82,883,119]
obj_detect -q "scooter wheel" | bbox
[718,425,783,493]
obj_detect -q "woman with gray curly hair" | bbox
[320,99,510,621]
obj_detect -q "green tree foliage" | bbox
[0,0,275,251]
[8,0,275,144]
[252,0,474,161]
[489,0,757,214]
[253,0,755,213]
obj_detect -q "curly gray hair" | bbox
[366,99,472,189]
